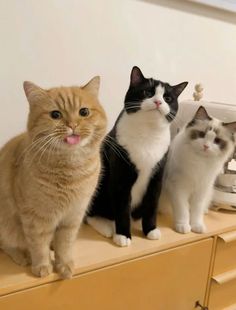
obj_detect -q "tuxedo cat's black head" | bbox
[124,66,188,122]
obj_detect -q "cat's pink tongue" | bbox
[64,134,80,145]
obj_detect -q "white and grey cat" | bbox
[164,106,236,234]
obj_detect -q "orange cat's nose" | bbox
[67,123,77,130]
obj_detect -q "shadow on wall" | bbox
[139,0,236,25]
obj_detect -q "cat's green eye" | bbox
[79,107,90,117]
[50,110,62,119]
[164,96,172,103]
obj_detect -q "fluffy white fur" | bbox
[164,110,235,234]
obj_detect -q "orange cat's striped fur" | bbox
[0,77,107,278]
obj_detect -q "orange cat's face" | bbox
[24,77,107,152]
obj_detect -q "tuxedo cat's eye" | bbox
[79,108,90,117]
[214,137,221,144]
[143,90,153,98]
[198,131,205,138]
[50,110,62,119]
[164,96,172,103]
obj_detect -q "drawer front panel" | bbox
[209,278,236,310]
[0,239,213,310]
[214,230,236,275]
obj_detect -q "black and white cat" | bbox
[87,66,188,246]
[164,106,236,234]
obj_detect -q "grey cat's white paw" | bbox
[147,228,161,240]
[175,223,191,234]
[191,223,206,234]
[32,264,53,277]
[55,261,74,279]
[113,234,131,247]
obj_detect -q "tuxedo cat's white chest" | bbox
[116,111,170,207]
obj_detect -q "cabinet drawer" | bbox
[209,276,236,310]
[0,239,212,310]
[213,230,236,275]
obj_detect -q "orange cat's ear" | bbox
[23,81,46,104]
[82,76,100,97]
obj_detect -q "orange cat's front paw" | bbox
[32,264,53,277]
[55,261,74,279]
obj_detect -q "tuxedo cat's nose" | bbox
[154,100,161,107]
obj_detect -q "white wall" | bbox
[1,0,236,146]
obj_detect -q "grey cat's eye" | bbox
[50,110,62,119]
[198,131,205,138]
[79,107,90,117]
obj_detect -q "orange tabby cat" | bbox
[0,77,107,278]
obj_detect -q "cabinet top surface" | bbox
[0,210,236,296]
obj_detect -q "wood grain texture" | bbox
[0,239,213,310]
[0,210,236,309]
[209,278,236,310]
[214,231,236,275]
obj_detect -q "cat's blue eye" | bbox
[50,110,62,119]
[144,90,153,98]
[79,107,90,117]
[164,96,172,103]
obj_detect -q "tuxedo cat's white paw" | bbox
[147,228,161,240]
[175,223,191,234]
[113,234,131,247]
[191,223,206,234]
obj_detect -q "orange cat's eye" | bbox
[79,108,90,117]
[50,110,62,119]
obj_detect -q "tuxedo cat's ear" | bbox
[130,66,145,87]
[194,106,212,121]
[23,81,46,104]
[82,76,100,97]
[172,81,188,97]
[223,122,236,133]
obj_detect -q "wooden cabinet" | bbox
[208,230,236,310]
[0,239,213,310]
[0,211,236,310]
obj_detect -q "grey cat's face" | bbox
[186,107,236,158]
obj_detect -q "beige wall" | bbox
[0,0,236,146]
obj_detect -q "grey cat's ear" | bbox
[23,81,46,104]
[82,76,100,97]
[130,66,145,87]
[223,122,236,133]
[173,81,188,96]
[194,106,212,121]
